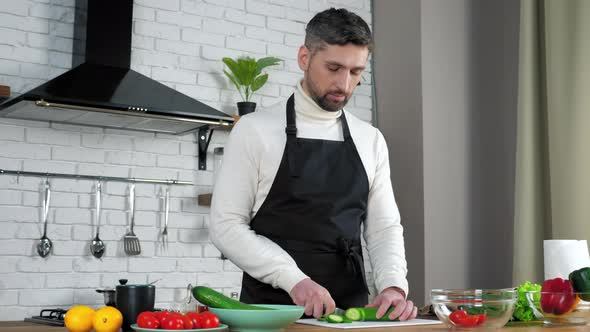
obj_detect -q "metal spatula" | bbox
[160,186,170,250]
[124,183,141,255]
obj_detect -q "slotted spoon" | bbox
[123,183,141,255]
[90,182,105,258]
[36,179,52,258]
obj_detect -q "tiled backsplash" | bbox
[0,0,373,320]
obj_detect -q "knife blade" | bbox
[334,307,346,316]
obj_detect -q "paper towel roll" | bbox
[544,240,590,280]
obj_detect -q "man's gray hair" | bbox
[304,8,374,55]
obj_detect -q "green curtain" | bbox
[514,0,590,284]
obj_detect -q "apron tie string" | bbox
[338,238,370,294]
[285,95,301,177]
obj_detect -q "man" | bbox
[210,8,417,321]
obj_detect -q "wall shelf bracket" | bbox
[198,126,214,170]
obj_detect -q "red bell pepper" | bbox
[540,277,577,315]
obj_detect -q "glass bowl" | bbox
[525,291,590,326]
[431,289,517,329]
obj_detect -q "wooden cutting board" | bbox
[296,318,442,329]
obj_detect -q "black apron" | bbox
[240,94,370,309]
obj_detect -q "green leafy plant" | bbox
[222,56,282,102]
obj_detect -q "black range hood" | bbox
[0,0,233,135]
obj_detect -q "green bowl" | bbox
[207,304,305,332]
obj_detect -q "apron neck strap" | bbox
[285,95,297,136]
[340,111,352,140]
[285,94,352,140]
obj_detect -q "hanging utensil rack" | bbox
[0,169,193,185]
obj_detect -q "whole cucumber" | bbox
[191,286,274,310]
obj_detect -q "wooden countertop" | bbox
[1,321,590,332]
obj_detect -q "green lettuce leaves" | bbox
[512,281,541,321]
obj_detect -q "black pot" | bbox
[96,288,116,307]
[115,279,155,331]
[237,101,256,116]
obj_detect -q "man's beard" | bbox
[304,77,350,112]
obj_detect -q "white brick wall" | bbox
[0,0,373,321]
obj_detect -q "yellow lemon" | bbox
[64,305,95,332]
[93,306,123,332]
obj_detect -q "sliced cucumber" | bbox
[344,308,364,321]
[344,307,397,321]
[326,314,345,323]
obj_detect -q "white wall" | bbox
[0,0,373,320]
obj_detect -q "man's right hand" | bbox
[290,278,335,318]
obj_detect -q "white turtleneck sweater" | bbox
[210,82,409,297]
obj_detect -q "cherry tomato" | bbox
[181,315,194,329]
[138,311,156,318]
[137,312,160,329]
[160,312,181,328]
[449,310,486,328]
[457,315,480,327]
[185,312,202,329]
[200,311,220,328]
[154,310,170,322]
[449,310,467,325]
[476,313,487,324]
[162,314,184,330]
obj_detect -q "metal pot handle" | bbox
[185,283,192,304]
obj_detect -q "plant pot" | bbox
[237,101,256,116]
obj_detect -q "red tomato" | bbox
[181,315,194,329]
[200,311,220,328]
[449,310,467,325]
[138,311,156,318]
[476,313,487,324]
[185,312,202,329]
[154,311,170,322]
[458,315,480,327]
[160,312,181,328]
[137,313,160,329]
[200,311,217,318]
[448,309,486,327]
[162,315,184,330]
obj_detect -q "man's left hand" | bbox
[365,287,417,321]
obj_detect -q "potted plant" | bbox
[222,56,282,116]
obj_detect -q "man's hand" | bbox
[366,287,417,321]
[290,278,336,318]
